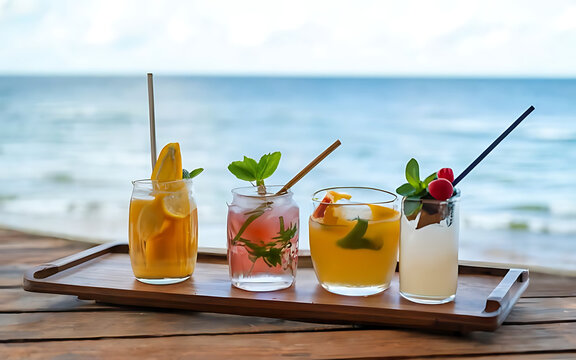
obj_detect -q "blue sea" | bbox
[0,76,575,271]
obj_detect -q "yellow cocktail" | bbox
[129,179,198,282]
[309,187,400,296]
[128,143,200,284]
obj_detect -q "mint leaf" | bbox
[336,218,382,250]
[228,157,258,181]
[423,172,437,186]
[228,152,281,188]
[188,168,204,178]
[257,152,281,180]
[403,198,423,217]
[406,158,420,188]
[396,183,416,196]
[234,215,297,269]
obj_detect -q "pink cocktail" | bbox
[227,185,299,291]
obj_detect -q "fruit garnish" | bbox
[152,143,183,181]
[397,158,456,228]
[335,218,382,250]
[312,190,352,219]
[437,168,454,183]
[428,178,454,201]
[396,158,455,202]
[162,190,192,218]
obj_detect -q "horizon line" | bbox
[0,72,575,80]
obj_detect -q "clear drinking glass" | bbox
[227,185,299,292]
[128,179,198,285]
[309,187,400,296]
[399,191,460,304]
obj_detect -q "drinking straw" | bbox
[147,73,158,171]
[452,105,535,186]
[276,140,342,195]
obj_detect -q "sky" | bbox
[0,0,575,76]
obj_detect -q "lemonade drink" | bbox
[227,186,299,291]
[129,179,198,283]
[128,143,200,285]
[399,194,459,303]
[309,187,400,296]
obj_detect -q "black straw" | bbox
[452,105,535,186]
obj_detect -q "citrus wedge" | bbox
[151,143,183,181]
[162,190,192,218]
[313,190,352,225]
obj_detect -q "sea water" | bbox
[0,76,575,271]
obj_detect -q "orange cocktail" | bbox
[309,187,400,296]
[128,143,199,284]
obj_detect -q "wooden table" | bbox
[1,228,575,359]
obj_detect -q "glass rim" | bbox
[231,185,293,198]
[132,178,194,185]
[312,186,397,206]
[402,188,461,204]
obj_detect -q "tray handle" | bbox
[31,241,128,279]
[484,268,529,313]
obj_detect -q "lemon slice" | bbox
[162,189,192,218]
[152,143,183,181]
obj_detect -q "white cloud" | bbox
[0,0,575,76]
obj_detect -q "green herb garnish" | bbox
[336,218,382,250]
[234,216,297,268]
[397,158,455,228]
[183,168,204,179]
[396,158,436,199]
[228,152,297,269]
[228,152,281,194]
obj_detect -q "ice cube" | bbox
[336,204,373,221]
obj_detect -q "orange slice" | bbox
[313,190,352,225]
[162,190,192,218]
[151,143,183,181]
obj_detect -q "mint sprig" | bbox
[183,168,204,179]
[336,218,382,250]
[396,158,436,198]
[228,152,281,192]
[234,216,297,268]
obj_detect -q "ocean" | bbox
[0,76,574,272]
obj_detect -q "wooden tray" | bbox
[23,242,529,332]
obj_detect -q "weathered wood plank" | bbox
[0,311,351,341]
[524,272,576,297]
[506,297,576,324]
[0,288,106,312]
[1,323,576,360]
[0,246,94,266]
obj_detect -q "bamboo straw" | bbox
[147,73,157,171]
[276,140,342,195]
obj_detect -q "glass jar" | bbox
[227,185,299,292]
[128,179,198,285]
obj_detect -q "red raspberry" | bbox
[428,178,454,201]
[437,168,454,183]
